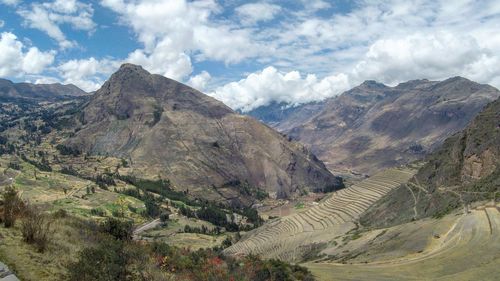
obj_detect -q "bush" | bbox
[90,208,106,217]
[2,186,23,228]
[159,210,171,223]
[100,218,133,241]
[68,239,129,281]
[21,205,54,252]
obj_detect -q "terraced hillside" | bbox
[307,204,500,281]
[224,167,416,261]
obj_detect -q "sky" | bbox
[1,0,500,112]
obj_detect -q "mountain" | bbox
[244,101,325,131]
[64,64,342,205]
[259,77,499,175]
[361,96,500,226]
[0,78,88,102]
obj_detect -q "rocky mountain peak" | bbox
[359,80,388,90]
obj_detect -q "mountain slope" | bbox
[0,78,88,102]
[277,78,499,175]
[361,96,500,227]
[64,64,342,204]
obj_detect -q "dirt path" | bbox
[133,219,161,240]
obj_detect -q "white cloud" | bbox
[209,66,350,112]
[57,57,120,91]
[235,2,281,25]
[188,71,211,91]
[34,76,60,84]
[0,32,55,77]
[18,0,96,49]
[0,20,4,28]
[352,32,490,85]
[126,38,192,81]
[101,0,264,80]
[0,0,20,6]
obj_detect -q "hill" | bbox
[248,78,499,176]
[63,64,343,205]
[0,78,88,102]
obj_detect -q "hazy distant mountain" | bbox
[250,77,500,175]
[64,64,343,205]
[0,78,88,102]
[244,101,325,131]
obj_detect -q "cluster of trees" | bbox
[0,136,15,156]
[55,144,81,156]
[119,187,162,219]
[221,179,269,201]
[20,153,52,172]
[179,204,251,232]
[183,224,222,235]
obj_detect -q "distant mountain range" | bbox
[61,64,343,205]
[247,77,500,176]
[0,78,88,102]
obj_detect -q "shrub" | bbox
[68,239,129,281]
[2,186,23,228]
[21,204,54,252]
[90,208,106,217]
[159,211,170,223]
[100,218,133,241]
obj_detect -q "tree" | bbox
[100,218,133,241]
[144,196,160,218]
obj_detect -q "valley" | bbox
[1,1,499,280]
[0,65,498,281]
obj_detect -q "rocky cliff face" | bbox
[270,77,499,175]
[65,64,342,204]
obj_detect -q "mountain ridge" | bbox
[247,77,500,175]
[0,78,88,101]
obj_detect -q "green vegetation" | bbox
[55,144,81,156]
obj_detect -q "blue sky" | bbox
[1,0,500,111]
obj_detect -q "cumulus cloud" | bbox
[0,20,4,27]
[18,0,96,48]
[57,57,120,91]
[126,39,192,81]
[352,32,491,85]
[101,0,264,81]
[235,2,281,25]
[188,71,211,91]
[0,32,55,77]
[209,66,350,112]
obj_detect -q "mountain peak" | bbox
[119,63,145,72]
[359,80,387,89]
[113,63,151,79]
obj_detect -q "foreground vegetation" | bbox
[0,187,314,281]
